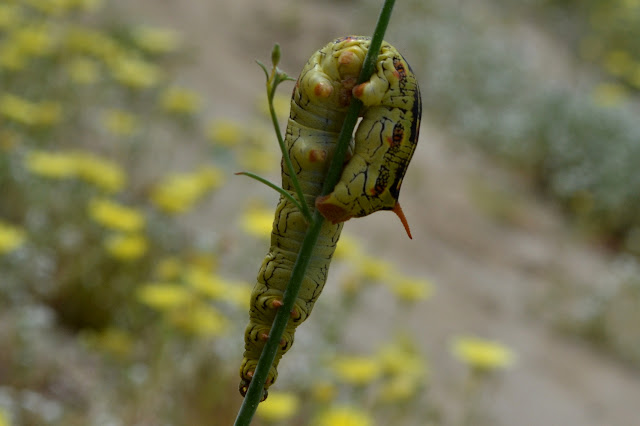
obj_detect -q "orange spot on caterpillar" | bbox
[271,299,284,309]
[290,308,300,319]
[259,332,269,341]
[314,82,332,97]
[247,371,254,378]
[393,57,407,80]
[316,195,353,224]
[392,202,412,239]
[309,149,327,162]
[353,82,366,99]
[338,50,356,65]
[279,338,286,347]
[369,183,385,196]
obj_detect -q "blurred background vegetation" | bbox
[1,0,639,425]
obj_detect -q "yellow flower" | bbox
[239,148,279,173]
[85,327,134,359]
[256,391,299,423]
[150,166,224,214]
[88,198,145,232]
[169,304,228,336]
[64,27,120,60]
[73,152,126,193]
[24,151,77,179]
[137,282,193,310]
[221,282,252,309]
[160,87,201,115]
[314,406,372,426]
[0,221,26,254]
[104,233,147,260]
[379,374,422,402]
[627,64,640,90]
[155,256,183,280]
[0,44,27,71]
[311,381,337,403]
[333,233,363,260]
[186,251,217,271]
[330,355,382,386]
[376,339,426,378]
[339,274,367,298]
[385,276,434,303]
[0,4,22,31]
[184,266,226,299]
[66,57,100,84]
[109,55,162,89]
[131,26,181,54]
[34,101,62,126]
[375,337,427,402]
[0,95,61,127]
[102,109,138,137]
[450,336,516,371]
[603,50,634,77]
[354,255,394,281]
[206,119,244,147]
[66,0,103,12]
[0,94,36,125]
[0,406,10,426]
[240,205,273,239]
[592,82,628,108]
[12,25,56,56]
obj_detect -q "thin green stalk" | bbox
[257,50,314,223]
[234,2,395,424]
[235,171,308,221]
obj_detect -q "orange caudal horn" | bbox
[392,203,412,239]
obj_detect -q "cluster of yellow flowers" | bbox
[335,234,434,303]
[257,392,373,426]
[25,150,126,192]
[87,197,147,260]
[0,94,61,127]
[0,220,26,254]
[136,258,252,337]
[450,335,516,372]
[150,166,225,214]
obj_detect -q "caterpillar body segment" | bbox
[315,38,421,238]
[240,36,420,399]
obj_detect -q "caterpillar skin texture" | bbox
[315,36,421,238]
[239,36,421,400]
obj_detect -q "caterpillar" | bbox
[239,35,421,400]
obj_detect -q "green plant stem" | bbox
[235,171,308,222]
[234,1,395,424]
[267,67,313,223]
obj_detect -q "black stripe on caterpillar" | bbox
[239,35,421,400]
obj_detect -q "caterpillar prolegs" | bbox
[239,36,421,399]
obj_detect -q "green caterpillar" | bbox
[239,36,421,400]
